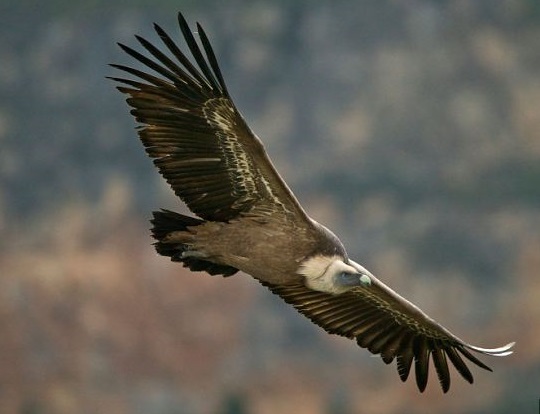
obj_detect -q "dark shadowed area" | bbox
[1,1,538,413]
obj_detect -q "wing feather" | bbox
[414,337,430,392]
[432,346,451,393]
[379,328,406,364]
[196,22,229,93]
[396,336,415,381]
[177,14,220,91]
[261,279,514,392]
[367,323,401,355]
[111,13,309,222]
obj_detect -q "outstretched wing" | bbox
[262,275,514,393]
[110,13,309,222]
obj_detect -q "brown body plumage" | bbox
[110,12,514,393]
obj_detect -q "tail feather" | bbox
[151,209,238,277]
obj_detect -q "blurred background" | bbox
[1,0,538,413]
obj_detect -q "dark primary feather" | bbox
[262,281,514,393]
[110,12,308,222]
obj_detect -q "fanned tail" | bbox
[151,209,238,277]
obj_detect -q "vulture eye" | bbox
[337,272,362,287]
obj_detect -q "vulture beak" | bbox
[348,259,373,286]
[337,271,372,287]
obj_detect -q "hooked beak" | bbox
[348,259,373,286]
[337,270,372,287]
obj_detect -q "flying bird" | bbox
[110,12,514,393]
